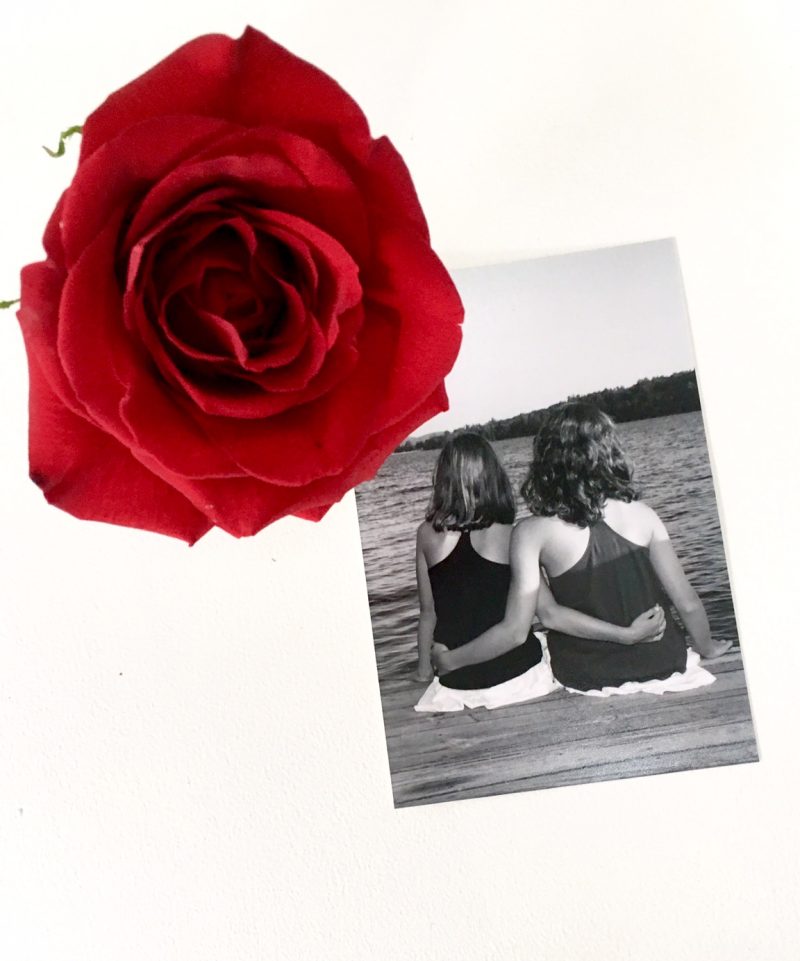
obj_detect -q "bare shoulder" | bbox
[471,522,513,563]
[625,499,659,522]
[509,517,551,575]
[634,500,670,540]
[416,520,435,547]
[488,521,514,544]
[512,515,554,545]
[475,521,513,547]
[631,499,666,530]
[606,498,666,542]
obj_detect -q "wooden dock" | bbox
[379,651,758,807]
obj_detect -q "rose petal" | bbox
[159,281,310,374]
[58,220,241,478]
[127,202,254,303]
[126,203,362,392]
[361,137,430,242]
[120,300,361,421]
[18,260,82,417]
[190,311,395,484]
[63,115,237,268]
[127,382,449,537]
[127,245,311,381]
[359,221,463,424]
[24,349,212,543]
[152,275,316,386]
[190,225,462,485]
[122,152,303,254]
[162,297,257,368]
[121,139,370,268]
[80,28,372,162]
[249,209,363,347]
[20,26,464,543]
[283,383,451,522]
[43,192,67,264]
[293,504,332,522]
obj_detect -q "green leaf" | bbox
[0,298,20,309]
[42,125,83,158]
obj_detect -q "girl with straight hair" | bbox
[415,431,667,711]
[432,407,731,695]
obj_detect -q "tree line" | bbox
[397,370,700,452]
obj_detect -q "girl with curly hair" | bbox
[415,431,667,711]
[432,407,731,694]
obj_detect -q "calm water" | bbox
[355,412,739,681]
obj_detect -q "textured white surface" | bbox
[1,2,798,958]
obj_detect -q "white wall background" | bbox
[1,2,798,958]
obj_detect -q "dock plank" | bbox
[376,651,757,807]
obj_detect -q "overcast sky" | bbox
[414,239,696,436]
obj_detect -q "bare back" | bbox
[531,499,689,690]
[419,522,513,569]
[418,520,544,689]
[538,499,658,579]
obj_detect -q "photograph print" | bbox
[355,238,758,808]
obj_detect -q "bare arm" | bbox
[434,522,544,672]
[536,579,665,645]
[648,514,732,659]
[433,520,668,674]
[414,528,437,681]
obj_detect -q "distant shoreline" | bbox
[397,370,699,453]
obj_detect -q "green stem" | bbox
[42,125,83,158]
[1,298,20,309]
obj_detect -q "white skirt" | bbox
[414,636,716,711]
[414,650,561,713]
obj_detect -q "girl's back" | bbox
[421,522,543,690]
[430,405,729,695]
[421,521,512,568]
[538,498,657,576]
[536,500,687,690]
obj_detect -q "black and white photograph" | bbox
[355,239,758,808]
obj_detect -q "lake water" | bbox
[355,411,739,681]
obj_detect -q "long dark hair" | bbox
[426,432,516,531]
[521,403,638,528]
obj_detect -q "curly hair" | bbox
[426,432,516,531]
[521,403,638,528]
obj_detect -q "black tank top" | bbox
[429,531,543,690]
[546,520,687,690]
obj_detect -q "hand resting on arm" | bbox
[433,521,665,675]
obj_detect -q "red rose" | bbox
[18,27,462,542]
